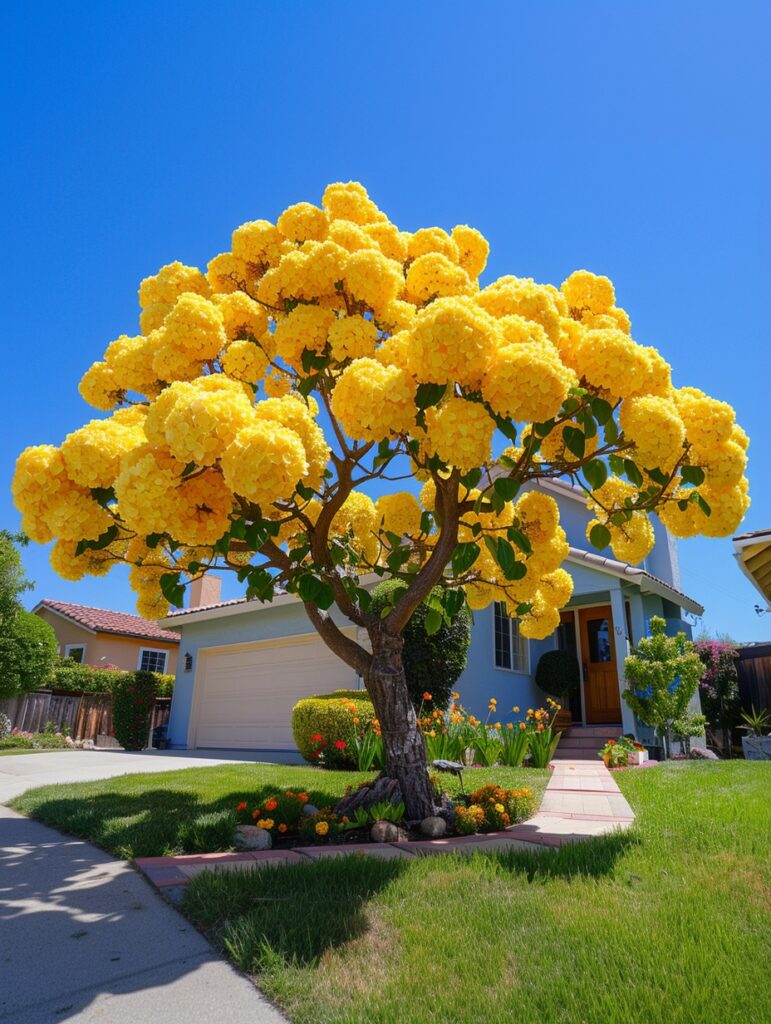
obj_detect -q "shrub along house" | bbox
[164,479,704,760]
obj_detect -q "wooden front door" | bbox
[579,606,622,724]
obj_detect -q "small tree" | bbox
[694,640,740,756]
[369,579,471,710]
[623,616,703,757]
[12,182,751,818]
[112,671,158,750]
[0,610,58,699]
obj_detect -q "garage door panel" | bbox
[194,635,356,749]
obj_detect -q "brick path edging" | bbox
[136,759,636,890]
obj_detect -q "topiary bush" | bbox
[112,670,158,750]
[535,649,581,711]
[369,579,471,710]
[292,690,375,768]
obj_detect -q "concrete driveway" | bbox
[0,749,271,803]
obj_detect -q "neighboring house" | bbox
[34,599,180,675]
[163,480,704,758]
[733,528,771,612]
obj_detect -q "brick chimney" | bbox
[188,574,222,609]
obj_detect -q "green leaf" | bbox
[90,486,116,506]
[534,419,555,438]
[506,527,531,554]
[646,467,669,486]
[604,418,620,444]
[298,373,319,397]
[560,397,580,416]
[494,477,520,501]
[145,533,163,549]
[452,541,480,576]
[295,482,316,502]
[516,602,533,616]
[159,571,185,608]
[495,538,525,580]
[589,523,611,550]
[460,467,482,490]
[75,524,119,557]
[415,382,447,410]
[583,459,608,491]
[681,465,706,486]
[492,412,518,443]
[444,589,465,617]
[624,460,644,487]
[608,453,625,475]
[562,426,585,459]
[419,510,433,535]
[298,574,334,609]
[386,547,411,572]
[591,397,613,425]
[489,490,506,515]
[181,463,197,477]
[424,608,443,636]
[696,494,711,516]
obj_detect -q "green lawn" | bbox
[8,762,548,859]
[179,761,770,1024]
[0,747,75,757]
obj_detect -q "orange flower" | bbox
[278,823,287,833]
[537,723,544,731]
[236,801,247,812]
[423,692,432,701]
[251,808,261,819]
[519,722,526,731]
[264,798,278,812]
[297,792,309,803]
[453,692,460,700]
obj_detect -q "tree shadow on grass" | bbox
[181,853,409,972]
[13,780,362,859]
[491,828,641,881]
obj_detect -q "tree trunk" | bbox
[365,628,437,822]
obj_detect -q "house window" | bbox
[139,648,168,673]
[493,602,529,673]
[64,644,86,663]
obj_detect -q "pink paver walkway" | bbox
[136,759,635,889]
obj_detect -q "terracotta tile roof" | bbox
[38,600,180,643]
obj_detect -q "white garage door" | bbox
[192,634,358,750]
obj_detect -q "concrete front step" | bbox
[563,725,623,738]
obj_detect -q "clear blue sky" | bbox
[1,1,768,641]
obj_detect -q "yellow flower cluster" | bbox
[619,395,685,471]
[12,445,111,543]
[425,397,495,472]
[221,339,270,383]
[375,492,423,538]
[60,407,148,488]
[328,315,378,362]
[331,358,415,440]
[221,420,308,509]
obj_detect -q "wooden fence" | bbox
[0,691,171,747]
[736,643,771,715]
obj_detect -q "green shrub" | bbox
[292,690,375,768]
[49,658,175,697]
[0,611,58,698]
[30,732,70,749]
[112,671,158,750]
[535,649,581,709]
[369,579,471,710]
[0,735,34,749]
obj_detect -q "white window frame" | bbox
[137,647,168,674]
[64,643,87,663]
[492,603,530,674]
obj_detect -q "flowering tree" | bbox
[694,640,741,755]
[13,182,750,817]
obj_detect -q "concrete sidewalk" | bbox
[0,749,270,803]
[0,803,286,1023]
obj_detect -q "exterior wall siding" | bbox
[36,608,179,674]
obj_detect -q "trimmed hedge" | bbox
[48,658,175,697]
[0,611,58,699]
[292,690,375,769]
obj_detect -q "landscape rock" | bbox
[234,825,273,851]
[689,747,719,760]
[370,820,400,844]
[419,816,447,838]
[302,803,320,816]
[82,739,95,750]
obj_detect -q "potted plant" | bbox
[535,650,581,726]
[598,738,629,768]
[740,706,771,760]
[626,738,649,765]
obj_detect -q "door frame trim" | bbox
[578,604,622,725]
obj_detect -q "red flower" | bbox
[236,801,247,812]
[311,733,324,743]
[334,740,346,750]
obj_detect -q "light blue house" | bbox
[163,479,703,759]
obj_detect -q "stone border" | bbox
[136,760,636,889]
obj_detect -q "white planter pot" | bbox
[628,750,648,766]
[741,735,771,761]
